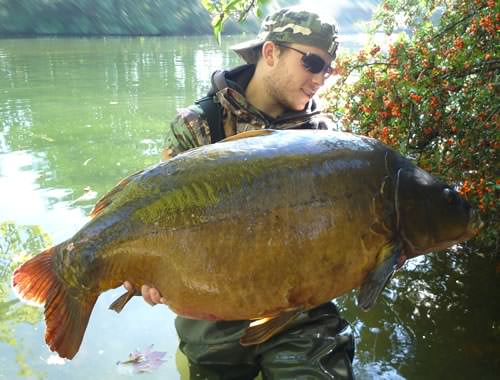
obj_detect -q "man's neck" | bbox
[245,70,284,119]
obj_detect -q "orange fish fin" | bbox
[221,129,275,143]
[12,243,98,359]
[12,245,58,305]
[90,169,144,218]
[109,287,140,313]
[240,309,302,346]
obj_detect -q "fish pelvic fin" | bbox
[240,309,302,346]
[109,287,140,313]
[357,242,403,311]
[11,243,98,359]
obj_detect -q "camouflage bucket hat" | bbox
[231,8,339,64]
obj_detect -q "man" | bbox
[125,8,355,379]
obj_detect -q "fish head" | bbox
[396,167,483,257]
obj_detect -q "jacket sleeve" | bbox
[162,104,212,160]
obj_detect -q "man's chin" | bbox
[280,96,309,113]
[288,100,309,112]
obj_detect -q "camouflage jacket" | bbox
[162,64,333,159]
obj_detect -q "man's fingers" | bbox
[141,284,155,306]
[123,281,133,292]
[122,283,164,306]
[149,287,162,304]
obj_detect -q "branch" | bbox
[430,11,477,42]
[351,62,396,70]
[441,60,500,80]
[238,0,256,22]
[476,104,500,130]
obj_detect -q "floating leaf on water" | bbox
[32,133,55,142]
[117,345,167,374]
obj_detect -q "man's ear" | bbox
[261,41,278,66]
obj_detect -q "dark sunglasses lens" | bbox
[302,54,327,74]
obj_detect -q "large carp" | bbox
[12,129,482,359]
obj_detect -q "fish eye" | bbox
[443,188,458,204]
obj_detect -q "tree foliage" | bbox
[0,0,258,36]
[324,0,498,249]
[201,0,269,43]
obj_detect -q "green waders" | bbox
[175,302,355,380]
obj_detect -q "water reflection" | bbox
[0,37,244,197]
[342,249,500,379]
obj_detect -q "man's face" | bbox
[265,43,332,112]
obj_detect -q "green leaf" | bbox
[212,14,224,45]
[201,0,214,12]
[255,0,270,19]
[225,0,242,13]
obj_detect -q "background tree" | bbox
[0,0,260,36]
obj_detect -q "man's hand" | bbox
[123,281,166,306]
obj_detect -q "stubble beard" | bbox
[263,70,301,114]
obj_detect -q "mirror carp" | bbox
[12,130,482,359]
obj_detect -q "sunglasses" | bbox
[276,43,333,77]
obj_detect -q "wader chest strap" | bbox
[195,96,225,143]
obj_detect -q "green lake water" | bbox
[0,36,498,379]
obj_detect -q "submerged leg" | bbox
[257,302,355,380]
[175,318,260,380]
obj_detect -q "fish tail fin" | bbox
[12,243,98,359]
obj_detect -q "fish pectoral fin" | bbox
[357,242,402,311]
[240,309,302,346]
[109,288,141,313]
[221,129,276,143]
